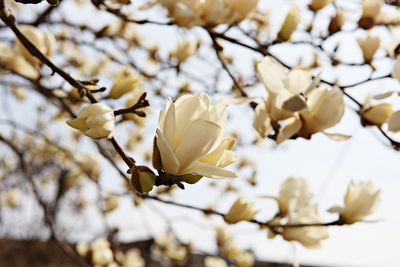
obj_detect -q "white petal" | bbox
[156,129,180,174]
[276,116,302,144]
[175,119,221,173]
[186,161,237,179]
[388,110,400,132]
[162,99,176,146]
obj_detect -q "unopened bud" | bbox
[130,166,156,194]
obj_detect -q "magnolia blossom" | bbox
[309,0,332,12]
[1,188,22,208]
[91,238,114,266]
[388,110,400,132]
[392,56,400,79]
[278,177,312,215]
[1,27,55,80]
[282,206,329,248]
[14,25,56,68]
[254,56,344,143]
[277,5,300,42]
[67,103,115,139]
[158,0,258,28]
[328,10,346,34]
[123,248,145,267]
[155,93,237,180]
[224,197,256,224]
[361,103,393,126]
[357,35,380,64]
[108,67,142,99]
[169,39,197,64]
[360,0,382,21]
[329,180,381,224]
[204,257,228,267]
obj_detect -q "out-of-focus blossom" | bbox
[67,103,115,139]
[109,67,142,99]
[328,180,381,224]
[158,0,258,28]
[388,110,400,132]
[224,197,257,224]
[169,39,197,64]
[282,206,329,248]
[361,103,393,126]
[277,5,300,42]
[357,35,380,64]
[278,177,312,215]
[204,257,228,267]
[1,188,22,208]
[309,0,332,12]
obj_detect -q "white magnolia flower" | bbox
[123,248,145,267]
[391,56,400,80]
[282,205,329,248]
[14,25,56,68]
[67,103,115,139]
[360,0,383,21]
[329,180,381,224]
[169,39,197,63]
[278,177,312,215]
[224,197,256,224]
[388,110,400,132]
[328,10,346,34]
[357,35,380,64]
[158,0,258,28]
[0,41,39,79]
[1,188,22,208]
[108,67,141,99]
[91,238,114,266]
[155,93,237,180]
[298,85,344,137]
[204,257,228,267]
[255,56,344,143]
[361,103,393,126]
[278,5,300,42]
[309,0,332,11]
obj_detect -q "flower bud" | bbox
[108,67,141,99]
[66,103,115,139]
[388,110,400,132]
[103,195,119,213]
[361,103,393,126]
[357,35,380,64]
[309,0,332,12]
[224,197,256,224]
[91,238,113,266]
[130,166,156,194]
[328,10,346,35]
[277,5,300,42]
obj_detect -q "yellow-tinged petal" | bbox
[362,103,393,126]
[388,110,400,132]
[276,116,302,144]
[175,119,221,172]
[186,161,237,179]
[253,105,272,138]
[156,129,180,175]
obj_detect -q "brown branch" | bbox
[145,195,341,229]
